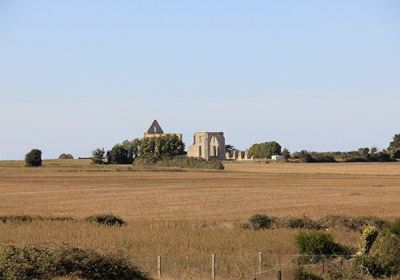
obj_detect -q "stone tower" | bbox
[144,120,182,140]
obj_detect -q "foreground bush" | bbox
[0,244,148,280]
[354,219,400,278]
[133,155,224,170]
[295,231,352,264]
[294,268,324,280]
[25,149,42,167]
[85,214,126,226]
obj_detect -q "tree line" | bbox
[23,133,400,167]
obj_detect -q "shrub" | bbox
[286,217,322,230]
[358,226,378,255]
[58,153,74,160]
[0,244,148,280]
[294,268,324,280]
[85,214,126,226]
[354,253,396,278]
[249,214,272,230]
[0,215,75,224]
[295,231,352,264]
[319,215,388,232]
[25,149,42,167]
[133,155,224,170]
[387,218,400,235]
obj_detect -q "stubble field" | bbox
[0,160,399,279]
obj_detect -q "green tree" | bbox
[122,138,140,159]
[389,133,400,159]
[25,149,42,167]
[92,148,106,164]
[107,144,130,164]
[248,141,282,159]
[225,145,235,157]
[140,135,185,158]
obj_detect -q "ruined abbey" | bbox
[144,120,253,161]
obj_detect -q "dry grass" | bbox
[0,160,399,279]
[0,220,359,279]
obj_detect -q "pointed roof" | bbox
[147,120,164,134]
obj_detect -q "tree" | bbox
[122,138,140,160]
[389,133,400,159]
[225,145,235,157]
[58,153,74,159]
[92,148,105,164]
[282,148,291,160]
[248,141,282,159]
[107,144,130,164]
[139,135,185,158]
[25,149,42,167]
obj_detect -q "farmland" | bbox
[0,160,399,279]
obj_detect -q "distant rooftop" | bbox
[147,120,164,134]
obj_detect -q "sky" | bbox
[0,0,399,159]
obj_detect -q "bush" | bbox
[58,153,74,160]
[249,214,272,230]
[358,226,378,255]
[319,215,389,232]
[0,244,148,280]
[85,214,126,226]
[286,217,322,230]
[387,218,400,235]
[25,149,42,167]
[295,231,352,264]
[294,268,324,280]
[0,215,75,224]
[133,155,224,170]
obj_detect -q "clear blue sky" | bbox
[1,1,399,159]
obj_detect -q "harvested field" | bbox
[0,160,399,279]
[0,160,399,220]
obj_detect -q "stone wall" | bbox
[188,132,226,160]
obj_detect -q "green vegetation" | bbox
[139,134,185,157]
[85,214,126,226]
[294,268,324,280]
[319,215,388,232]
[58,153,74,159]
[0,215,75,223]
[358,226,378,255]
[133,155,224,170]
[0,244,148,280]
[107,139,140,164]
[291,148,393,163]
[295,231,352,264]
[248,214,272,230]
[25,149,42,167]
[389,133,400,159]
[248,141,281,159]
[91,148,106,164]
